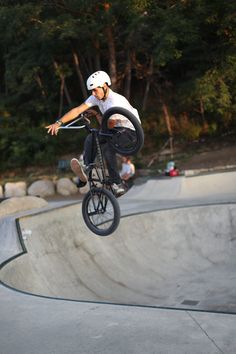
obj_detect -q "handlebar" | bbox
[59,114,91,130]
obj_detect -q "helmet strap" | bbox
[101,86,108,100]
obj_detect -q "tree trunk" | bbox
[154,82,173,139]
[162,101,172,137]
[86,53,93,74]
[53,60,72,107]
[106,26,117,89]
[93,38,101,71]
[63,83,72,106]
[142,56,154,111]
[161,101,173,158]
[59,76,64,117]
[35,74,47,98]
[72,49,87,100]
[124,51,131,100]
[199,97,205,123]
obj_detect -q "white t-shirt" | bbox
[85,89,141,129]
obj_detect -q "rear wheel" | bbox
[82,188,120,236]
[101,107,144,155]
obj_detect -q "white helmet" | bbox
[86,71,111,90]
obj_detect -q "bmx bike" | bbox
[60,107,144,236]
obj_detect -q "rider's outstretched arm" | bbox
[46,103,89,135]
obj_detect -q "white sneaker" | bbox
[112,183,126,197]
[70,158,87,182]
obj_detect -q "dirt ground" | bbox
[141,136,236,176]
[179,144,236,170]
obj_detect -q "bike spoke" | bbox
[87,193,115,229]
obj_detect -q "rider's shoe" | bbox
[70,158,87,186]
[112,183,126,197]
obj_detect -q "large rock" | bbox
[56,178,78,196]
[0,196,48,217]
[28,179,55,198]
[4,181,27,197]
[0,185,3,198]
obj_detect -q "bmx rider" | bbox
[46,70,141,196]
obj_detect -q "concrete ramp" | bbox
[124,171,236,201]
[180,171,236,198]
[123,177,183,200]
[1,202,236,313]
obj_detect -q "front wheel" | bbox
[82,188,120,236]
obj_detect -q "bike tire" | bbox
[82,187,120,236]
[101,107,144,155]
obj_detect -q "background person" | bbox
[120,156,135,189]
[120,156,135,181]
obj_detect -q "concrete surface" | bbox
[1,283,236,354]
[1,171,236,353]
[1,204,236,313]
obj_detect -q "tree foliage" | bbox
[0,0,236,169]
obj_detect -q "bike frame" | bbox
[60,116,114,194]
[58,108,143,236]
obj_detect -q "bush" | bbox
[0,126,85,170]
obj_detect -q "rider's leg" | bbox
[71,134,96,188]
[102,142,126,196]
[83,133,96,166]
[102,142,121,184]
[102,128,135,185]
[70,158,87,187]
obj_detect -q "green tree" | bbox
[0,0,236,170]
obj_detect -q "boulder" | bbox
[56,177,78,196]
[28,179,55,198]
[0,196,48,217]
[4,181,27,197]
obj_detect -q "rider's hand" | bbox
[84,109,102,125]
[45,122,61,135]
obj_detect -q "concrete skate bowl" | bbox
[1,202,236,314]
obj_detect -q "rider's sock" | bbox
[76,179,87,188]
